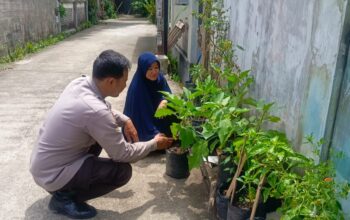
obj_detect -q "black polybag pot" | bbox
[245,217,265,220]
[218,155,236,188]
[165,148,189,179]
[227,203,250,220]
[263,197,282,213]
[226,202,266,220]
[216,184,229,220]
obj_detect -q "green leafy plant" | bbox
[155,86,207,168]
[232,134,350,219]
[278,137,350,219]
[131,0,156,23]
[143,0,156,24]
[167,52,181,83]
[224,103,282,193]
[102,0,117,19]
[59,3,66,18]
[77,21,92,31]
[193,0,241,80]
[156,70,255,170]
[88,0,99,24]
[235,129,310,218]
[131,0,149,16]
[0,34,62,64]
[155,0,257,174]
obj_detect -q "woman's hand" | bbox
[124,119,139,143]
[157,100,168,110]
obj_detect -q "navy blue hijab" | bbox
[124,52,171,141]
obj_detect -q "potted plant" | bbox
[155,86,207,178]
[220,99,310,220]
[154,73,238,178]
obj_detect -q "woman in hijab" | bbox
[124,52,174,142]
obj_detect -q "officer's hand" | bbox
[154,133,173,150]
[124,119,139,143]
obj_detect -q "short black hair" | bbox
[92,50,131,79]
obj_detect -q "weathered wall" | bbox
[223,0,348,155]
[0,0,59,57]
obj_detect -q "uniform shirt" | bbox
[30,76,157,192]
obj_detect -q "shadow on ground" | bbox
[25,153,209,220]
[25,182,208,220]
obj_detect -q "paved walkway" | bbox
[0,17,209,220]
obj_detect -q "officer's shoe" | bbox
[48,191,97,219]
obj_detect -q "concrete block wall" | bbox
[60,0,87,31]
[77,3,86,24]
[61,3,75,30]
[0,0,59,57]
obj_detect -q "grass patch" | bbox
[167,52,182,83]
[0,21,93,65]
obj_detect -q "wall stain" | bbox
[301,65,331,158]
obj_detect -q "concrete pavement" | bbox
[0,17,210,220]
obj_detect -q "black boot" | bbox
[49,190,97,219]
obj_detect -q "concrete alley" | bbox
[0,17,209,220]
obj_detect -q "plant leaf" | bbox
[170,123,180,139]
[218,119,233,145]
[268,116,281,123]
[188,140,208,169]
[179,126,196,147]
[155,108,175,118]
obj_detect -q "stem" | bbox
[250,174,266,220]
[200,0,212,71]
[256,110,266,132]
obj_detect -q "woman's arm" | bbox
[157,99,168,110]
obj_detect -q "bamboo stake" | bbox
[250,174,266,220]
[225,149,242,197]
[230,153,246,204]
[225,137,247,199]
